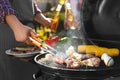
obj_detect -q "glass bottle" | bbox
[51,0,66,33]
[64,1,76,30]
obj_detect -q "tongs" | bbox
[29,36,69,59]
[29,36,56,55]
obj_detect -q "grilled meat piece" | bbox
[10,46,40,54]
[65,58,83,68]
[82,57,101,67]
[72,53,94,60]
[65,53,101,68]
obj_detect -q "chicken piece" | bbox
[65,46,76,56]
[72,53,94,60]
[54,57,65,64]
[45,54,54,61]
[82,57,101,67]
[82,54,95,60]
[65,58,83,68]
[65,58,73,68]
[72,53,83,60]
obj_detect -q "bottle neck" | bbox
[59,0,66,5]
[56,4,62,12]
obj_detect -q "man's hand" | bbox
[34,13,52,27]
[5,14,38,44]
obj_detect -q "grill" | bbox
[33,0,120,80]
[33,39,120,80]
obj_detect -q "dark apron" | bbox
[0,0,39,80]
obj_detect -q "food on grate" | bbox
[10,46,40,54]
[78,45,119,57]
[78,45,98,54]
[38,53,101,69]
[82,57,101,67]
[65,57,83,69]
[45,36,60,47]
[64,52,101,68]
[101,53,114,67]
[38,46,101,69]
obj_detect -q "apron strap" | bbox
[11,0,35,28]
[11,0,34,23]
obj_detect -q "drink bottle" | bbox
[64,1,76,30]
[51,0,66,32]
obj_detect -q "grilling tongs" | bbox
[29,36,69,59]
[28,36,58,55]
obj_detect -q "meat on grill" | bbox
[64,53,101,68]
[39,46,101,69]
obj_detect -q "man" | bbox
[0,0,52,80]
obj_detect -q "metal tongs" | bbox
[29,36,56,55]
[29,36,69,59]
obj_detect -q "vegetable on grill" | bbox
[78,45,119,57]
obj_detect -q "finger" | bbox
[30,30,43,43]
[29,37,42,48]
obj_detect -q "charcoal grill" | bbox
[33,0,120,80]
[33,38,120,80]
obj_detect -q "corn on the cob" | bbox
[78,45,119,57]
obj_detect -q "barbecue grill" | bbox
[33,0,120,80]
